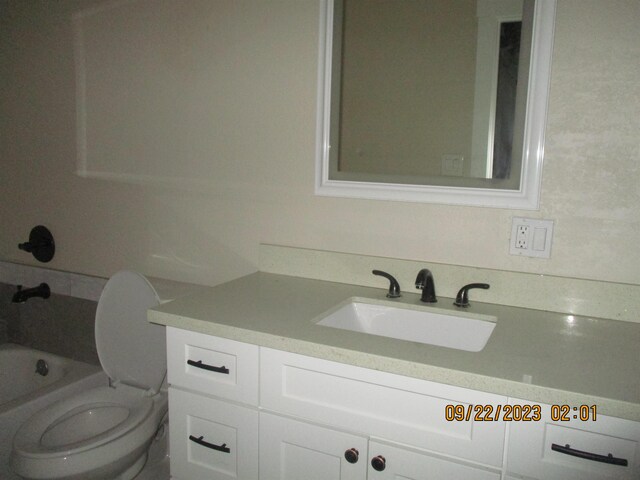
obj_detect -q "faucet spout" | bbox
[12,283,51,303]
[415,269,437,303]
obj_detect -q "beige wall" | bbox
[1,0,639,290]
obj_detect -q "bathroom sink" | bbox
[315,298,496,352]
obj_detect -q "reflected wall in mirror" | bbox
[315,0,557,209]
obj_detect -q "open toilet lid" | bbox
[95,271,166,392]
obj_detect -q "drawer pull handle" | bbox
[551,443,628,466]
[189,435,231,453]
[187,359,229,374]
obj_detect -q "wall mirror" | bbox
[315,0,556,209]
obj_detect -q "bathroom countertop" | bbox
[148,272,640,421]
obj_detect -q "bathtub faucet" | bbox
[12,283,51,303]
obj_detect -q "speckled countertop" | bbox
[149,272,640,421]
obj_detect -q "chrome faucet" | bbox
[415,269,437,303]
[12,283,51,303]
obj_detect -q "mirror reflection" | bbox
[329,0,533,190]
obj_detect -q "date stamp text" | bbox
[444,404,597,422]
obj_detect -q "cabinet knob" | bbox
[344,448,359,464]
[371,455,386,471]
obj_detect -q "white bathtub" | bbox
[0,344,107,480]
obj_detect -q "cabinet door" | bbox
[260,412,368,480]
[169,388,258,480]
[367,440,501,480]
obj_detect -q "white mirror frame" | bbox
[315,0,556,209]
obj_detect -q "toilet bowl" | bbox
[10,271,176,480]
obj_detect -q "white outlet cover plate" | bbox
[510,217,554,258]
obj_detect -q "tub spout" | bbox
[12,283,51,303]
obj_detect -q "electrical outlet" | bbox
[510,217,554,258]
[441,154,464,176]
[515,225,529,249]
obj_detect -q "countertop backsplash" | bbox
[259,244,640,323]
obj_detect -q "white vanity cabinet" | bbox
[165,326,640,480]
[166,327,505,479]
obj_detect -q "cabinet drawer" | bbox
[507,399,640,479]
[260,348,507,466]
[169,388,258,480]
[167,326,258,405]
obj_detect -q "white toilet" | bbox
[11,271,173,480]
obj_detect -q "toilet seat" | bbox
[13,386,154,458]
[95,271,165,393]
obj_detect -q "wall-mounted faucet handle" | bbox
[372,270,401,298]
[415,268,437,303]
[18,225,55,263]
[454,283,490,307]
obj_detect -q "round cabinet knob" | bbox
[344,448,359,464]
[371,455,386,471]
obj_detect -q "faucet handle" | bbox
[372,270,401,298]
[454,283,490,307]
[18,225,55,263]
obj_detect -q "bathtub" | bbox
[0,344,106,480]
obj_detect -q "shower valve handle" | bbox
[18,226,55,263]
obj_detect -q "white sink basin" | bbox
[315,298,496,352]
